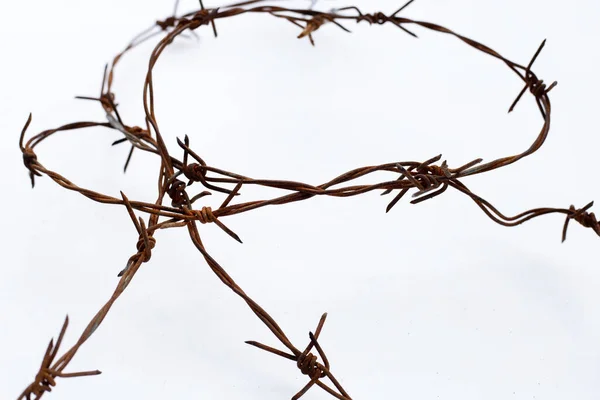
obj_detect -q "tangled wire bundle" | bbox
[16,0,600,399]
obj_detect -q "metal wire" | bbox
[16,1,599,399]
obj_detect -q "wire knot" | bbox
[194,206,217,224]
[19,114,43,187]
[19,316,101,400]
[297,351,326,380]
[190,8,218,31]
[562,202,600,242]
[99,92,116,112]
[398,161,443,192]
[524,72,556,99]
[121,220,155,276]
[508,40,557,114]
[357,12,390,25]
[30,367,57,398]
[118,192,158,277]
[384,156,455,212]
[298,15,330,40]
[176,134,233,194]
[22,148,38,170]
[124,125,150,138]
[345,1,417,37]
[193,9,213,19]
[183,163,207,182]
[156,16,177,30]
[136,235,156,262]
[245,313,351,399]
[22,147,42,188]
[167,179,189,208]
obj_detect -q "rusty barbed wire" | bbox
[16,317,100,400]
[15,0,600,399]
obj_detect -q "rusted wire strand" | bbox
[16,1,598,399]
[16,317,100,400]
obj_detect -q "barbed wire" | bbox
[16,0,599,399]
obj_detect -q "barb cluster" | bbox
[16,1,598,399]
[17,317,100,400]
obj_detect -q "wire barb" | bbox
[246,313,351,400]
[19,113,42,188]
[508,39,557,114]
[118,192,156,276]
[17,316,100,400]
[562,201,599,242]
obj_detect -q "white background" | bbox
[1,0,599,399]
